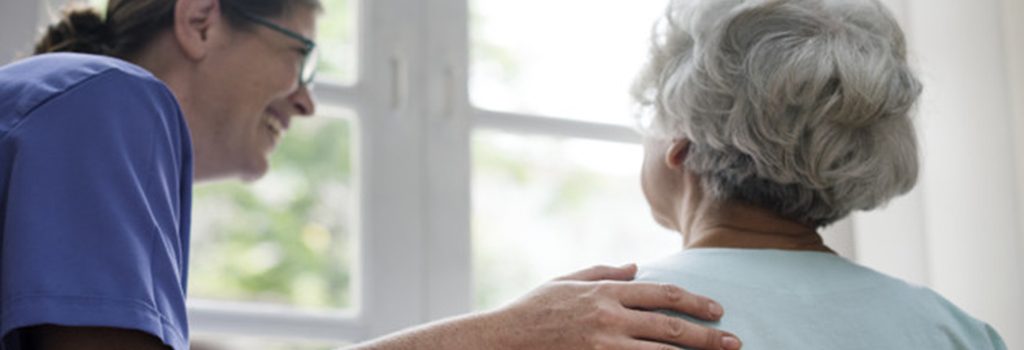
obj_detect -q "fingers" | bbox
[556,264,638,282]
[609,338,739,350]
[623,308,742,350]
[608,282,723,321]
[510,274,740,350]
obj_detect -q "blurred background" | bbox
[1,0,1021,348]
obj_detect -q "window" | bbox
[467,0,747,312]
[470,0,668,125]
[471,131,679,310]
[314,0,358,85]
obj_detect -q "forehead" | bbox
[269,5,318,39]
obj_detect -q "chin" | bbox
[237,157,271,182]
[239,171,268,182]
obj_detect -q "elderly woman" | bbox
[631,0,1007,348]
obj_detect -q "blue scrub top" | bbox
[0,53,193,350]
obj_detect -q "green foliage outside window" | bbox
[190,114,356,310]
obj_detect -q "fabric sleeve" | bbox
[0,69,190,350]
[924,288,1011,350]
[983,323,1008,350]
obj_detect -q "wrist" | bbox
[465,308,520,350]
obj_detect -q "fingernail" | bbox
[722,336,741,350]
[618,263,637,270]
[708,302,723,318]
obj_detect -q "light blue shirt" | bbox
[0,53,193,350]
[637,248,1006,350]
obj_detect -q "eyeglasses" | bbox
[227,6,318,86]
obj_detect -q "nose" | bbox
[288,84,316,117]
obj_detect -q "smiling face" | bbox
[190,4,318,181]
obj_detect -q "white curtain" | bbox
[855,0,1024,347]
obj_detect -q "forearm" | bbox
[347,310,516,350]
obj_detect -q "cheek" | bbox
[262,52,301,92]
[641,165,674,228]
[640,159,654,203]
[275,62,300,91]
[232,50,296,101]
[252,59,293,93]
[640,153,664,209]
[231,70,290,127]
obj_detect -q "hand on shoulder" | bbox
[486,264,741,350]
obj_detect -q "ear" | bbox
[663,139,691,169]
[173,0,221,61]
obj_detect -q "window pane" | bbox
[85,0,106,10]
[470,0,669,125]
[472,131,680,310]
[317,0,359,84]
[190,109,357,311]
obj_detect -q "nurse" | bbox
[0,0,741,349]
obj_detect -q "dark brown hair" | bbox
[34,0,322,59]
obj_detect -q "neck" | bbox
[132,32,218,182]
[674,182,834,254]
[132,32,195,119]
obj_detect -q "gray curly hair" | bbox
[632,0,922,227]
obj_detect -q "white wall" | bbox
[914,0,1024,345]
[0,0,40,64]
[1007,0,1024,315]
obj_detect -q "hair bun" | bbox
[34,9,113,55]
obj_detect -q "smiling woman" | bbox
[0,0,325,349]
[38,1,360,349]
